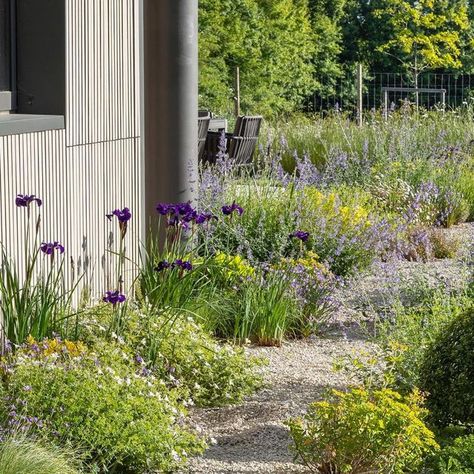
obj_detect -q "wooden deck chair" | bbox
[202,115,263,164]
[198,115,211,161]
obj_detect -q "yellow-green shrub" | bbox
[287,388,439,474]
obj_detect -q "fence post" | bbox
[356,63,363,126]
[234,66,241,118]
[383,89,389,121]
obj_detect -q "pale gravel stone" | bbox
[184,223,473,473]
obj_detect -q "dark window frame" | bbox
[0,0,15,112]
[0,0,66,136]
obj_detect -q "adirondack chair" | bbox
[198,114,211,161]
[202,115,263,164]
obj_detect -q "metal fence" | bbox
[311,72,474,114]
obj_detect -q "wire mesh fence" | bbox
[310,72,474,114]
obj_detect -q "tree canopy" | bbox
[199,0,474,115]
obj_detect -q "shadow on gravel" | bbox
[201,423,294,463]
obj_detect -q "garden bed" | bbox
[1,113,474,473]
[187,223,474,473]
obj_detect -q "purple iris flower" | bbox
[156,202,203,228]
[156,203,171,215]
[222,202,244,216]
[172,259,193,271]
[290,231,310,242]
[40,241,65,255]
[155,260,171,272]
[107,207,132,223]
[107,207,131,238]
[195,212,216,224]
[16,194,42,208]
[176,202,194,216]
[103,290,126,305]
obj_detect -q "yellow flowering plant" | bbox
[287,388,439,474]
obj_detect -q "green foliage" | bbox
[0,435,82,474]
[341,0,472,75]
[456,167,474,221]
[0,337,205,473]
[372,0,469,77]
[199,0,474,115]
[83,306,264,407]
[0,207,78,346]
[420,306,474,427]
[436,435,474,474]
[375,288,471,394]
[199,0,316,116]
[287,388,439,474]
[212,268,299,346]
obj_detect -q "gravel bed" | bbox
[184,223,473,473]
[185,338,374,473]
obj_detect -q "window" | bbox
[0,0,13,112]
[0,0,65,136]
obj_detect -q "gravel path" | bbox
[185,337,373,473]
[185,223,474,474]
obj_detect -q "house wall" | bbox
[0,0,143,300]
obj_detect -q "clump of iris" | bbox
[156,202,215,229]
[154,259,193,272]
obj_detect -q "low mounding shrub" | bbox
[204,182,387,277]
[287,388,439,474]
[299,188,385,276]
[402,226,460,262]
[81,305,263,407]
[120,309,263,406]
[436,434,474,474]
[374,290,470,394]
[457,168,474,221]
[0,435,81,474]
[420,307,474,427]
[0,337,205,473]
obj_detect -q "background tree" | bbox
[198,0,316,116]
[307,0,346,108]
[367,0,469,81]
[340,0,470,74]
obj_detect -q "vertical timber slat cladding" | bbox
[66,0,138,147]
[0,0,142,300]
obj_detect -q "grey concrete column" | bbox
[142,0,199,235]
